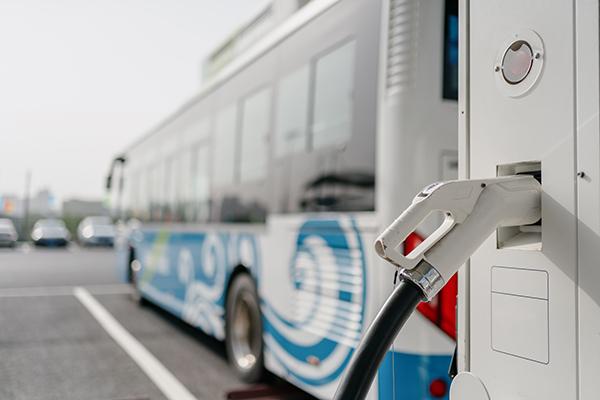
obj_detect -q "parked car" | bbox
[77,216,115,247]
[31,219,70,247]
[0,219,18,247]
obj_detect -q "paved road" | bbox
[0,244,119,288]
[0,245,250,400]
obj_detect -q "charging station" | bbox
[334,1,600,399]
[451,1,600,398]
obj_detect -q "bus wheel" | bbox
[225,273,264,383]
[129,259,146,305]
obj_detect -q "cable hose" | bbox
[333,279,424,400]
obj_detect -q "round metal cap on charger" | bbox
[494,30,545,97]
[502,40,534,84]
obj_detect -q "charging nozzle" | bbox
[375,175,541,300]
[334,176,540,400]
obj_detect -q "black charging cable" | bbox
[333,279,425,400]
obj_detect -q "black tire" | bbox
[225,273,264,383]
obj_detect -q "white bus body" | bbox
[110,0,459,398]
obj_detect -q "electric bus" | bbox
[107,0,459,398]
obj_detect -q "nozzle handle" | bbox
[375,193,457,270]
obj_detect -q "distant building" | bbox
[201,0,313,82]
[1,189,63,218]
[29,189,58,217]
[62,199,108,218]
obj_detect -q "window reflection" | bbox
[275,66,309,156]
[240,88,271,182]
[214,105,237,185]
[312,40,355,149]
[192,144,210,222]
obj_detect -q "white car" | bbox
[31,219,70,247]
[0,219,18,247]
[77,216,115,247]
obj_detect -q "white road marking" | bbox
[0,284,133,298]
[73,287,197,400]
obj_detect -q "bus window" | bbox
[143,167,152,221]
[158,160,167,221]
[240,87,271,182]
[128,169,138,218]
[311,40,356,149]
[213,105,238,185]
[138,169,148,220]
[190,117,211,142]
[168,155,181,221]
[192,144,210,222]
[275,65,309,156]
[443,0,458,100]
[150,163,163,221]
[179,148,192,221]
[163,158,175,221]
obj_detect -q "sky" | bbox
[0,0,268,202]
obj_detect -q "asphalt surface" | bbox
[0,244,119,288]
[0,244,249,400]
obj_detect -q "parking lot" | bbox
[0,246,257,400]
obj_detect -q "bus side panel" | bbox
[261,214,377,399]
[377,352,453,400]
[375,0,458,397]
[135,227,262,341]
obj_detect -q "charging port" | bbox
[496,161,542,250]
